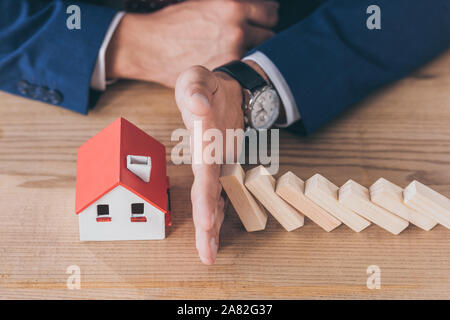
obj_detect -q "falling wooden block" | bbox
[244,166,304,231]
[339,180,409,235]
[219,164,268,232]
[276,171,341,232]
[404,180,450,229]
[370,178,437,231]
[305,174,371,232]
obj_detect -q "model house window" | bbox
[97,205,109,216]
[96,204,111,222]
[131,203,144,215]
[131,203,146,222]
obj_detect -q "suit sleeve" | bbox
[0,0,117,114]
[275,0,325,32]
[255,0,450,134]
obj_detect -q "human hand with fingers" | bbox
[175,66,243,264]
[175,59,276,264]
[106,0,279,87]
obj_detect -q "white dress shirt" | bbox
[90,12,125,91]
[90,12,301,126]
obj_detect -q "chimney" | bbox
[127,155,152,182]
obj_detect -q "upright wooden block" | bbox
[244,166,304,231]
[404,180,450,229]
[305,174,371,232]
[219,164,268,232]
[276,171,341,232]
[370,178,437,231]
[339,180,409,235]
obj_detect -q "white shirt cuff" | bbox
[90,12,126,91]
[243,51,301,127]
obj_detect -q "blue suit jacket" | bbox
[1,0,450,134]
[255,0,450,133]
[0,1,116,114]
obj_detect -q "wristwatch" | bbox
[214,61,281,131]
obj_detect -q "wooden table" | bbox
[1,51,450,300]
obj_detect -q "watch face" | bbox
[250,87,280,130]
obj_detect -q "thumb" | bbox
[175,65,219,117]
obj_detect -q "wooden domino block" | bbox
[339,180,409,235]
[404,180,450,229]
[370,178,437,231]
[305,174,371,232]
[276,171,341,232]
[244,166,304,231]
[219,164,268,232]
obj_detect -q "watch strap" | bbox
[213,60,267,90]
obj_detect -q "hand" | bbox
[175,65,245,264]
[106,0,279,87]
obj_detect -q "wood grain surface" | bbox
[0,50,449,300]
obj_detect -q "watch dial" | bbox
[251,88,280,129]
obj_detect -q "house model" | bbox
[75,117,171,241]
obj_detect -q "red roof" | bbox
[75,118,169,221]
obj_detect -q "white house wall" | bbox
[78,185,165,241]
